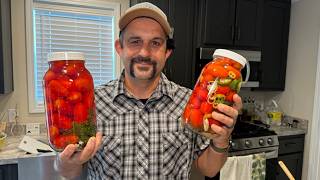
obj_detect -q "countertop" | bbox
[271,125,307,137]
[0,134,56,165]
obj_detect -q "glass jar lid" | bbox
[212,49,247,67]
[48,52,85,62]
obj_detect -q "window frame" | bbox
[25,0,122,113]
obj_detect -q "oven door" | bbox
[205,147,278,180]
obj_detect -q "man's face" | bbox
[115,17,172,81]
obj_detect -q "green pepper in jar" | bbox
[229,79,241,92]
[218,78,232,86]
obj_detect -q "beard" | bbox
[129,56,157,80]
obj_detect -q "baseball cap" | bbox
[119,2,173,38]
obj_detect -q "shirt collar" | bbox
[112,70,175,101]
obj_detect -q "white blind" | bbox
[33,8,115,103]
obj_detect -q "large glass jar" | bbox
[182,49,249,137]
[43,52,96,151]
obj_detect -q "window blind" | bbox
[33,8,115,104]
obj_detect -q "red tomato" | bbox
[74,103,88,123]
[200,73,214,83]
[65,64,78,78]
[74,76,91,92]
[45,102,55,117]
[49,125,59,139]
[225,65,241,79]
[83,91,94,108]
[233,62,243,70]
[50,114,72,130]
[213,58,234,66]
[53,99,72,116]
[189,95,201,109]
[48,80,69,97]
[51,61,65,73]
[189,109,203,129]
[225,91,236,102]
[195,86,208,101]
[67,91,82,104]
[43,70,56,84]
[57,115,73,130]
[215,86,231,95]
[45,87,58,102]
[53,134,79,149]
[200,101,213,114]
[57,75,73,90]
[183,105,192,120]
[208,118,222,127]
[206,64,229,78]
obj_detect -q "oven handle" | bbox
[264,149,278,159]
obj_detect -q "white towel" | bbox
[220,155,253,180]
[220,153,266,180]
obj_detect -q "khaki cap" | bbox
[119,2,173,38]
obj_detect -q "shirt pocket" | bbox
[162,131,192,178]
[90,135,122,179]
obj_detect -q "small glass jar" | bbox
[182,49,249,136]
[43,52,96,151]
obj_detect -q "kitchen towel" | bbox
[252,153,266,180]
[220,153,266,180]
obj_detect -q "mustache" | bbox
[131,56,156,65]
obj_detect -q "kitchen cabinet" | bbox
[0,164,18,180]
[196,0,263,49]
[130,0,196,88]
[0,0,13,94]
[258,0,290,90]
[277,134,304,180]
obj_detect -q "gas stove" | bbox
[229,121,279,158]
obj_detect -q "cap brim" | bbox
[119,8,171,36]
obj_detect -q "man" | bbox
[56,2,242,179]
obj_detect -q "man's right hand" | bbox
[56,132,102,179]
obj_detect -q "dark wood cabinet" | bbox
[277,135,304,180]
[0,0,13,94]
[196,0,263,49]
[130,0,196,88]
[0,164,18,180]
[258,0,290,90]
[130,0,291,90]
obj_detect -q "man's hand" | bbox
[56,132,102,179]
[207,94,242,148]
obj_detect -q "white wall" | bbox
[278,0,320,179]
[0,0,129,123]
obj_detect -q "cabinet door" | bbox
[0,0,13,94]
[277,153,303,180]
[234,0,263,48]
[259,0,290,90]
[130,0,195,88]
[164,0,195,88]
[197,0,235,46]
[0,164,18,180]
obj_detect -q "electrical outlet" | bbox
[7,109,17,122]
[26,123,40,136]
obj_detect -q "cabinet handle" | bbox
[237,27,241,40]
[231,26,235,40]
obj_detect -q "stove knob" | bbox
[267,138,274,145]
[259,139,265,146]
[245,140,252,148]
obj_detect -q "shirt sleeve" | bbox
[193,133,211,160]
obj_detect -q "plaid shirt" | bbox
[87,72,210,179]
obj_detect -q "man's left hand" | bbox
[207,94,242,148]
